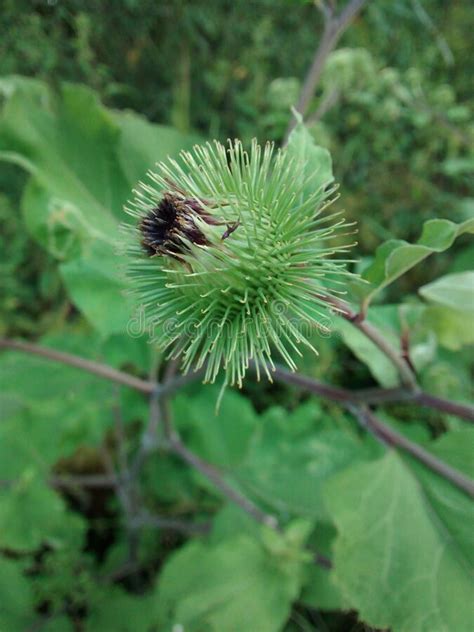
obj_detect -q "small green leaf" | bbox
[156,534,304,632]
[0,475,85,551]
[0,557,35,630]
[0,80,127,233]
[286,118,334,195]
[85,587,156,632]
[352,218,474,309]
[423,305,474,350]
[300,523,348,611]
[419,271,474,314]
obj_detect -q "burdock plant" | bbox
[125,135,356,389]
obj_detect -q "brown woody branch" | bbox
[2,335,473,502]
[3,337,472,421]
[349,405,474,498]
[166,432,279,529]
[270,365,474,423]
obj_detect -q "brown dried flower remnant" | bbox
[139,192,239,258]
[139,192,214,257]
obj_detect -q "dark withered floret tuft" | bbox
[139,193,211,258]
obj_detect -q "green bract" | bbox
[125,139,355,386]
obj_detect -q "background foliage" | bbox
[0,1,473,631]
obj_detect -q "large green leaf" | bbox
[325,449,474,632]
[416,429,474,567]
[173,398,367,518]
[0,78,127,232]
[0,78,125,335]
[0,329,153,552]
[172,387,259,468]
[156,530,307,632]
[59,241,133,336]
[169,393,361,519]
[21,175,133,335]
[352,218,474,309]
[0,77,199,335]
[113,110,201,187]
[0,329,154,551]
[0,335,119,465]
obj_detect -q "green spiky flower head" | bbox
[125,136,356,387]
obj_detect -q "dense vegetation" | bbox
[0,1,473,631]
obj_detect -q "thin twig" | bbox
[101,441,141,571]
[162,359,189,431]
[129,389,162,483]
[129,351,163,466]
[0,338,154,393]
[131,512,210,536]
[316,294,419,390]
[166,434,279,529]
[349,405,474,498]
[356,319,418,390]
[50,473,117,489]
[411,0,454,66]
[284,0,368,141]
[269,364,408,405]
[161,370,205,395]
[112,392,129,478]
[269,364,354,403]
[0,337,203,395]
[306,86,341,125]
